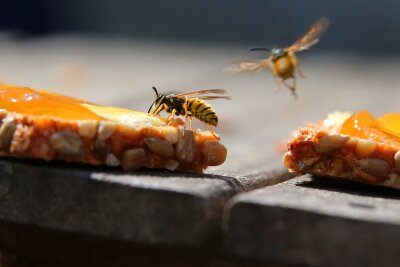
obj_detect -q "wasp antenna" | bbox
[249,47,270,52]
[152,86,159,97]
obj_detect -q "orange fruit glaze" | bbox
[0,84,103,120]
[340,110,400,146]
[0,83,167,127]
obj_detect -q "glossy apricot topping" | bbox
[340,110,374,138]
[0,84,102,120]
[0,83,166,127]
[340,110,400,146]
[375,113,400,138]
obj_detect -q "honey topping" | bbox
[340,110,400,147]
[0,83,165,127]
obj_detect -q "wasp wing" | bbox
[174,89,228,97]
[288,18,329,53]
[197,95,232,100]
[225,59,270,74]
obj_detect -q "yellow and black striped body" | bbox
[186,98,218,126]
[148,93,219,127]
[273,56,295,80]
[271,48,295,80]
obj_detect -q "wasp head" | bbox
[271,48,287,60]
[148,87,167,114]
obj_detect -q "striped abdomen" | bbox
[187,98,218,126]
[273,56,295,80]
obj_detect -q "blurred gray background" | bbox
[1,0,399,53]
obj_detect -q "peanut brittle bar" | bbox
[0,83,227,172]
[284,111,400,189]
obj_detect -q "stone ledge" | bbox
[224,175,400,267]
[0,157,290,247]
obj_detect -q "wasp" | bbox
[227,18,329,99]
[148,87,231,137]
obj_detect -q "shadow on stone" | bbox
[0,156,244,192]
[297,175,400,200]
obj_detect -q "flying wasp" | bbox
[148,87,231,137]
[227,17,329,99]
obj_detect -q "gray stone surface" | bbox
[0,158,290,247]
[225,175,400,267]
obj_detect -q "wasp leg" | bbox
[270,66,282,92]
[283,76,298,100]
[207,124,220,140]
[167,109,177,126]
[274,76,283,93]
[167,109,177,120]
[183,102,192,129]
[181,102,191,137]
[154,103,168,117]
[188,116,193,131]
[290,54,306,78]
[297,63,306,78]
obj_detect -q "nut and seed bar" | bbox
[284,112,400,189]
[0,84,227,172]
